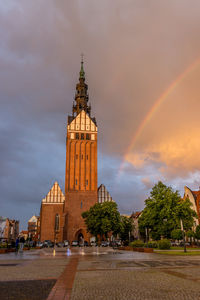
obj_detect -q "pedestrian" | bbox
[19,236,25,252]
[15,237,19,252]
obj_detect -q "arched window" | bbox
[55,214,60,231]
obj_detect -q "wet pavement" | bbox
[1,247,200,299]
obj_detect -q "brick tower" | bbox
[64,59,98,243]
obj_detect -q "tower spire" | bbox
[72,56,91,117]
[79,53,85,79]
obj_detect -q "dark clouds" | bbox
[1,1,200,228]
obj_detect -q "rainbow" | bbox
[118,57,200,176]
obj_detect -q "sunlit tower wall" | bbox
[64,60,98,242]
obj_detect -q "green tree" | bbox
[120,216,133,242]
[171,229,183,241]
[139,181,197,240]
[82,201,121,240]
[195,225,200,240]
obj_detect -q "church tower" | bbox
[64,59,98,242]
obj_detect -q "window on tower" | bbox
[86,133,90,140]
[86,180,88,186]
[76,133,79,139]
[75,179,77,185]
[81,133,84,140]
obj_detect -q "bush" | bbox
[147,241,158,248]
[130,240,144,248]
[158,239,171,250]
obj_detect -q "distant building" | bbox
[98,184,114,203]
[0,217,19,241]
[130,211,142,240]
[28,215,40,241]
[20,230,28,240]
[184,186,200,227]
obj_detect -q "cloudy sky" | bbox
[1,0,200,229]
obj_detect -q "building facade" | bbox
[28,215,40,241]
[98,184,113,203]
[184,186,200,227]
[0,217,19,241]
[40,60,98,243]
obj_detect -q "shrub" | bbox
[130,240,144,248]
[158,239,171,250]
[147,241,158,248]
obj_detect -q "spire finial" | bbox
[80,53,85,79]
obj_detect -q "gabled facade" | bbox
[40,181,65,242]
[98,184,114,203]
[184,186,200,227]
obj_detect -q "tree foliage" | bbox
[138,181,197,240]
[82,201,121,239]
[171,229,183,241]
[119,216,133,242]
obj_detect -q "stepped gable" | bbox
[42,181,65,204]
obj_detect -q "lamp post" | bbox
[180,219,186,253]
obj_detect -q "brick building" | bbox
[0,217,19,241]
[28,215,40,241]
[40,60,98,243]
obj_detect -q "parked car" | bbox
[71,240,79,247]
[115,240,122,247]
[84,241,89,247]
[90,241,97,247]
[101,241,109,247]
[36,242,44,248]
[43,240,54,248]
[57,242,64,247]
[64,240,70,247]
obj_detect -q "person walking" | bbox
[15,237,19,252]
[19,236,25,252]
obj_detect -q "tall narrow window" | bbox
[86,133,90,140]
[86,180,88,186]
[87,155,88,160]
[81,133,84,140]
[76,133,79,139]
[81,154,83,159]
[55,214,59,231]
[81,200,83,208]
[76,179,77,185]
[76,154,78,159]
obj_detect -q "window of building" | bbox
[76,154,78,159]
[76,133,79,139]
[81,133,84,140]
[81,200,83,208]
[86,180,88,186]
[76,179,77,185]
[87,155,88,160]
[86,133,90,140]
[55,214,59,231]
[81,154,83,159]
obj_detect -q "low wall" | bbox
[119,246,153,253]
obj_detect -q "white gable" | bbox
[68,110,97,132]
[28,215,38,223]
[42,181,65,204]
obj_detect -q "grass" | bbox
[155,250,200,255]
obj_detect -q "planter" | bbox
[133,247,153,253]
[0,249,7,254]
[118,246,154,253]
